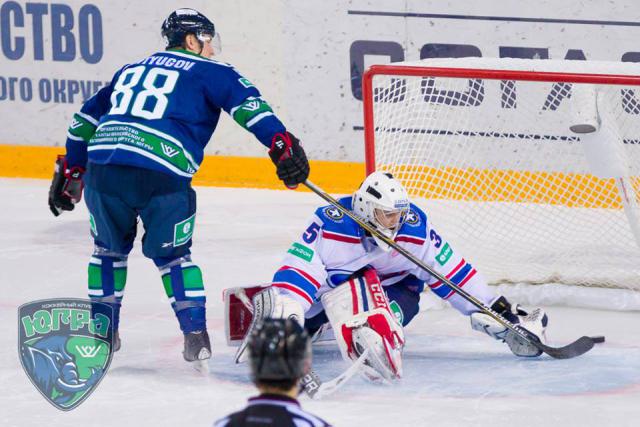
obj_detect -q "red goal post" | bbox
[361,58,640,309]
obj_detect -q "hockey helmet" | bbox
[161,8,217,50]
[248,318,311,382]
[353,171,410,251]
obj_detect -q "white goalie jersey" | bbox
[271,196,498,317]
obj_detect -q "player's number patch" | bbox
[303,222,321,243]
[109,66,179,120]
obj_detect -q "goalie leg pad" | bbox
[322,268,405,381]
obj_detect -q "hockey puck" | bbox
[590,336,605,344]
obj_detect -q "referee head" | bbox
[214,318,331,426]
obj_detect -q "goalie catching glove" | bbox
[269,131,310,189]
[470,296,548,357]
[48,155,85,216]
[227,285,305,364]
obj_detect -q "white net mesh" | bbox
[366,58,640,293]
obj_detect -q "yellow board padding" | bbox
[3,144,635,209]
[390,164,634,210]
[0,145,365,194]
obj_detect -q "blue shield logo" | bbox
[18,298,114,411]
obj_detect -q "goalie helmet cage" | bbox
[362,58,640,310]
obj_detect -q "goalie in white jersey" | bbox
[228,172,549,381]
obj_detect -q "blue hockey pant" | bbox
[83,163,205,334]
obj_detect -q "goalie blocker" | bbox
[225,268,405,382]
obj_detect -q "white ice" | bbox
[1,179,639,427]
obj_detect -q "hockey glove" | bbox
[269,131,310,189]
[48,155,85,216]
[470,296,548,357]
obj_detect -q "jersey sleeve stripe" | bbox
[76,111,99,126]
[443,268,477,299]
[272,282,314,305]
[246,111,274,128]
[428,258,465,290]
[395,235,425,245]
[450,264,473,285]
[273,270,320,297]
[322,230,361,244]
[279,265,322,289]
[66,132,86,142]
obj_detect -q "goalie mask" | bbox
[353,172,410,251]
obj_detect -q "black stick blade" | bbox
[540,336,599,359]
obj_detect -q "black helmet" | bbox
[248,318,311,382]
[161,8,215,49]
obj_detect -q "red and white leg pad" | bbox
[321,269,405,381]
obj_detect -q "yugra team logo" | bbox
[18,298,114,411]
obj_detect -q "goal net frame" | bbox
[362,59,640,310]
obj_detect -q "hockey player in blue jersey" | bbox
[227,172,549,381]
[47,8,310,365]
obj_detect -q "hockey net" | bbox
[363,58,640,310]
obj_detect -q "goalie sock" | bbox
[470,296,548,357]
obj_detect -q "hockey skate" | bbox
[183,330,211,373]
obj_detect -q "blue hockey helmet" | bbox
[161,8,216,49]
[248,318,311,382]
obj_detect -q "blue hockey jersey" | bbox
[65,49,286,179]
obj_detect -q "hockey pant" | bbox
[84,163,205,334]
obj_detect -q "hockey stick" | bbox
[300,350,370,399]
[303,179,604,360]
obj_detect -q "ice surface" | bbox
[1,179,639,426]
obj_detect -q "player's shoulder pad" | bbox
[397,203,428,239]
[314,196,362,238]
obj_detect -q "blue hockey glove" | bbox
[269,131,310,189]
[48,155,85,216]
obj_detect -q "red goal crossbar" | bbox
[362,64,640,175]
